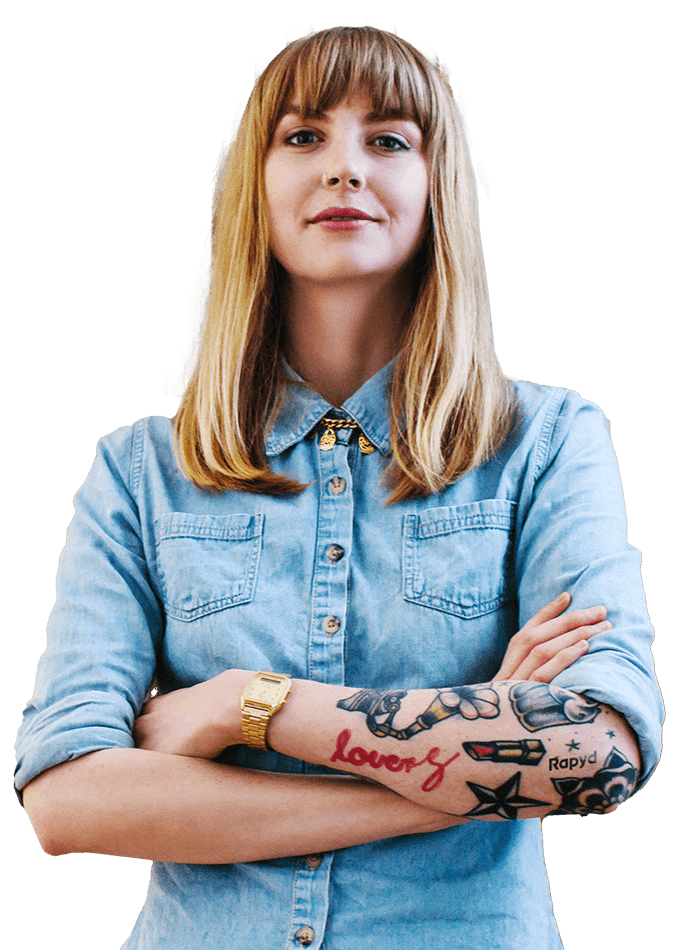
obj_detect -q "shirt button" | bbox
[326,544,345,562]
[295,925,315,946]
[322,615,341,636]
[328,476,346,496]
[305,853,324,869]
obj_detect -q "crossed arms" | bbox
[23,594,640,864]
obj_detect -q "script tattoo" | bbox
[337,685,500,740]
[464,771,550,820]
[509,682,601,732]
[550,747,638,815]
[330,729,460,792]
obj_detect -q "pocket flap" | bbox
[156,512,264,620]
[403,500,516,618]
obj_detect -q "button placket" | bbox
[309,429,353,687]
[288,852,332,949]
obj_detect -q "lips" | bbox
[309,207,376,223]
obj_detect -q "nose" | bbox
[322,138,365,190]
[323,170,363,189]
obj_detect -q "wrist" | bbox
[218,669,256,746]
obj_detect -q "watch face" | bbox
[246,674,289,705]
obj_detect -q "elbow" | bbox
[37,831,72,858]
[22,767,82,857]
[550,724,641,818]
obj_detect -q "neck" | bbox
[283,271,414,407]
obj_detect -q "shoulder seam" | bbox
[129,418,146,496]
[531,388,568,483]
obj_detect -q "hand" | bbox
[133,668,253,758]
[494,593,611,682]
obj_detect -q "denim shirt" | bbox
[15,363,662,950]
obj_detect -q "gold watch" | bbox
[241,671,292,750]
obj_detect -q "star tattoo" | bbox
[566,740,581,751]
[464,771,550,820]
[607,730,616,738]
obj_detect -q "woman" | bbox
[16,26,662,949]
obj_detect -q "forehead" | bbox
[280,88,416,124]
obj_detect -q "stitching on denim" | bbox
[156,513,264,544]
[532,388,567,484]
[129,418,146,496]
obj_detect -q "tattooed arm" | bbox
[134,669,640,820]
[260,677,641,819]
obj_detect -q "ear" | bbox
[551,777,583,795]
[603,747,628,770]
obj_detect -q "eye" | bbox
[372,134,411,152]
[285,129,321,146]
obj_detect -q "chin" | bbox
[299,255,403,285]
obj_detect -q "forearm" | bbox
[22,747,464,863]
[266,676,641,818]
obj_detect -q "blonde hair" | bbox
[175,26,515,501]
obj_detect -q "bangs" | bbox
[260,27,438,144]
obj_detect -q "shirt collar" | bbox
[264,358,395,457]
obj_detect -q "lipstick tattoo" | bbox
[463,739,546,765]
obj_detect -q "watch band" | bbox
[241,671,293,750]
[241,702,271,750]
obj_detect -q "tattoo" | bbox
[464,771,550,820]
[566,740,581,751]
[509,682,601,732]
[330,729,460,792]
[551,747,638,815]
[335,689,408,738]
[549,751,597,771]
[337,685,500,740]
[607,730,616,738]
[463,739,546,766]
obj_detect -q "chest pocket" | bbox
[403,500,516,619]
[156,512,263,621]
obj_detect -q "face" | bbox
[264,89,430,289]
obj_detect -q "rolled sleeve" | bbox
[14,422,162,793]
[514,388,663,787]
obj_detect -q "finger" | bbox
[522,592,571,630]
[514,607,609,662]
[497,605,608,679]
[521,606,608,651]
[496,591,580,679]
[512,621,611,680]
[527,639,593,683]
[495,594,574,678]
[532,605,608,639]
[496,610,610,681]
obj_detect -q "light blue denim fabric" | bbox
[15,363,663,950]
